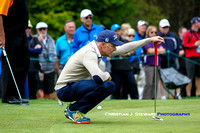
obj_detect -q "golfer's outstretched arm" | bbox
[112,36,165,56]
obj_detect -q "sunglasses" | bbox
[39,28,47,31]
[128,35,135,37]
[27,27,32,29]
[162,26,169,29]
[85,16,92,20]
[150,31,157,34]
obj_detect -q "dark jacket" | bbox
[3,0,28,33]
[111,36,132,71]
[158,31,180,68]
[27,35,42,73]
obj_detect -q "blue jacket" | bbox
[56,33,73,65]
[73,23,104,53]
[158,31,180,68]
[130,32,144,63]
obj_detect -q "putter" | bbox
[58,99,63,106]
[152,42,163,121]
[2,47,29,105]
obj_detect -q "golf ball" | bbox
[97,106,102,110]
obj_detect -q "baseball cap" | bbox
[191,17,200,24]
[36,22,48,29]
[80,9,93,18]
[137,20,148,26]
[159,19,170,27]
[110,24,121,31]
[97,29,124,46]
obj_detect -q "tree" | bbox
[28,0,199,39]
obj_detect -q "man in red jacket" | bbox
[183,17,200,97]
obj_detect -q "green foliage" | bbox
[28,0,199,40]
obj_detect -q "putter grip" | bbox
[154,42,158,67]
[2,47,7,56]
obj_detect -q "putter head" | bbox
[152,116,163,121]
[19,99,29,105]
[20,102,29,105]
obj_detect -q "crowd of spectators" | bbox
[0,8,199,101]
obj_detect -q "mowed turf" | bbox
[0,98,200,133]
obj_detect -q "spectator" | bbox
[158,19,180,99]
[126,28,136,42]
[73,9,104,53]
[26,20,42,99]
[110,24,138,99]
[178,27,187,74]
[158,19,180,68]
[130,20,148,75]
[121,23,131,40]
[177,27,188,98]
[0,0,30,104]
[36,22,57,99]
[142,26,165,99]
[183,17,200,97]
[55,29,164,124]
[55,20,76,75]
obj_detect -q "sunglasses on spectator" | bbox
[162,26,169,29]
[128,35,135,37]
[150,31,157,34]
[85,16,92,20]
[27,27,32,29]
[39,28,47,31]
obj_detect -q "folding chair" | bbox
[159,67,191,98]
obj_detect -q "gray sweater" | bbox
[55,38,151,90]
[36,34,57,73]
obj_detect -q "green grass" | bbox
[0,99,200,133]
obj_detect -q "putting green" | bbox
[0,99,199,133]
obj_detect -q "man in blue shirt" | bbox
[73,9,104,53]
[130,20,148,75]
[55,20,76,73]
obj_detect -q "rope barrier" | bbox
[30,51,200,66]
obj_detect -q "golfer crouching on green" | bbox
[55,29,164,124]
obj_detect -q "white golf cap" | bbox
[159,19,170,27]
[137,20,148,26]
[36,22,48,29]
[80,9,93,18]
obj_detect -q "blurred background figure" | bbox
[121,23,131,40]
[55,20,76,76]
[73,9,104,53]
[142,26,165,99]
[130,20,148,99]
[126,28,136,42]
[110,24,138,99]
[130,20,148,76]
[36,22,57,99]
[158,19,180,99]
[177,26,188,98]
[183,17,200,97]
[26,20,42,99]
[73,9,105,72]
